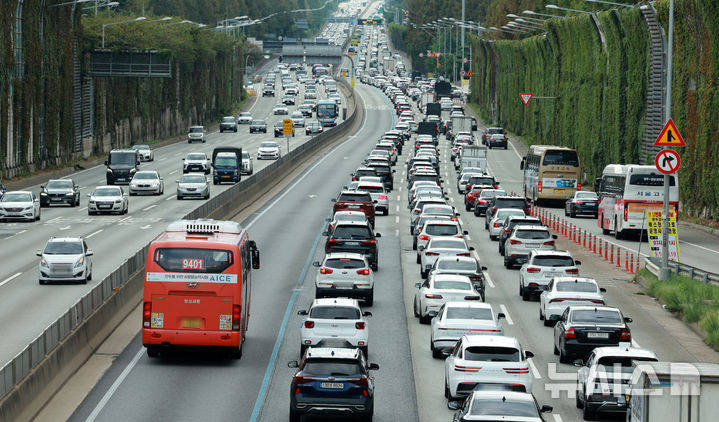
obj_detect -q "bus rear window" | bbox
[154,248,233,273]
[543,150,579,167]
[629,174,676,186]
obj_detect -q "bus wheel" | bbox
[601,214,610,235]
[147,347,159,358]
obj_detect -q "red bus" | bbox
[142,219,260,358]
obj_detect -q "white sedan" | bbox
[430,302,504,358]
[444,335,534,400]
[298,298,372,357]
[0,191,41,221]
[87,186,128,215]
[539,277,606,326]
[413,274,481,324]
[273,104,289,115]
[419,236,474,278]
[257,141,281,160]
[129,170,164,195]
[290,111,306,127]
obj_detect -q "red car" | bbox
[332,190,376,228]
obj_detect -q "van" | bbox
[105,150,140,185]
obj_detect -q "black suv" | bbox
[40,179,80,207]
[324,221,381,271]
[482,127,506,145]
[105,149,140,185]
[484,196,531,228]
[365,162,394,191]
[288,347,379,422]
[249,120,267,133]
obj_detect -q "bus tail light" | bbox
[143,302,152,327]
[232,305,241,330]
[624,205,629,221]
[538,181,543,192]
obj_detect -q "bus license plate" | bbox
[321,382,344,389]
[181,318,201,328]
[554,188,565,194]
[587,332,609,339]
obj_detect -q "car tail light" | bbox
[526,267,541,273]
[577,183,581,190]
[466,184,472,190]
[379,195,388,200]
[478,199,487,204]
[504,367,530,374]
[543,240,555,246]
[575,200,584,205]
[361,239,376,244]
[493,222,500,228]
[492,207,498,214]
[591,299,605,304]
[454,365,481,373]
[538,181,542,192]
[142,302,152,327]
[304,321,315,328]
[451,216,458,221]
[456,253,470,257]
[232,304,241,330]
[356,268,370,275]
[425,251,439,256]
[494,184,499,189]
[467,193,475,202]
[528,282,538,287]
[464,295,480,300]
[624,204,629,221]
[419,234,429,240]
[621,329,631,341]
[425,294,443,299]
[355,321,366,329]
[503,228,511,234]
[348,376,369,387]
[328,239,343,243]
[320,267,334,274]
[510,239,522,245]
[565,268,579,274]
[565,328,576,339]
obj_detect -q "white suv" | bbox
[313,253,374,305]
[298,298,372,357]
[504,225,557,269]
[37,237,93,284]
[519,250,580,300]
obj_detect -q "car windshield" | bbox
[302,359,362,377]
[469,177,495,185]
[496,199,526,208]
[187,154,206,160]
[422,206,451,215]
[46,180,74,189]
[239,113,251,117]
[189,127,203,133]
[109,152,136,165]
[221,117,235,123]
[532,256,574,266]
[180,175,206,183]
[576,192,598,199]
[446,307,493,320]
[338,193,372,202]
[437,259,478,272]
[215,157,237,166]
[132,145,149,151]
[469,399,537,417]
[93,188,121,197]
[464,346,521,362]
[325,258,365,269]
[44,242,83,255]
[429,239,466,249]
[556,281,599,293]
[260,142,278,148]
[425,225,459,236]
[433,280,472,290]
[133,172,158,180]
[333,226,372,239]
[310,306,361,320]
[516,230,550,240]
[571,309,623,324]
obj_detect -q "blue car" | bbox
[288,347,379,421]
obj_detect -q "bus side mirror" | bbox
[519,158,525,170]
[594,177,601,192]
[248,240,260,269]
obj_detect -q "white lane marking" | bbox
[84,347,144,422]
[79,207,88,211]
[472,250,481,261]
[678,239,719,254]
[446,187,451,194]
[395,205,400,213]
[97,179,105,183]
[484,271,496,289]
[8,229,27,239]
[395,216,399,224]
[46,216,63,224]
[143,205,157,211]
[140,225,151,230]
[527,358,542,379]
[59,225,71,231]
[118,216,132,223]
[86,229,103,239]
[398,186,402,192]
[553,415,563,422]
[168,170,178,175]
[0,272,22,288]
[248,89,262,111]
[499,304,514,325]
[395,229,399,236]
[165,195,176,201]
[459,218,465,226]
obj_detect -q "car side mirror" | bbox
[463,230,469,235]
[176,180,180,183]
[368,363,380,370]
[36,250,42,256]
[497,313,506,319]
[375,233,381,238]
[540,405,553,413]
[86,250,94,256]
[600,288,607,293]
[392,169,396,173]
[624,317,633,323]
[525,351,534,359]
[481,266,488,271]
[427,311,437,318]
[575,260,582,265]
[447,401,461,411]
[87,194,91,197]
[573,359,584,367]
[362,311,373,317]
[415,283,421,288]
[330,198,336,202]
[322,231,329,236]
[297,310,308,316]
[137,161,140,166]
[469,247,475,251]
[373,200,378,204]
[40,185,45,189]
[288,361,299,368]
[441,349,451,358]
[312,261,321,267]
[552,235,558,239]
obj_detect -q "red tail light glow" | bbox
[493,222,500,228]
[142,302,152,327]
[425,294,443,299]
[538,181,543,192]
[356,268,370,275]
[624,205,628,221]
[425,251,439,256]
[577,183,581,190]
[419,235,430,240]
[543,240,555,246]
[454,365,481,373]
[510,239,522,245]
[232,304,241,330]
[457,252,471,257]
[320,267,334,274]
[621,329,631,341]
[355,321,366,329]
[504,367,530,374]
[565,268,579,274]
[304,321,315,328]
[526,267,541,273]
[361,239,376,244]
[565,328,576,339]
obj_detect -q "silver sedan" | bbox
[88,186,128,215]
[176,173,210,200]
[129,171,164,195]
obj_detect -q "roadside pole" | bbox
[660,0,675,281]
[283,119,294,154]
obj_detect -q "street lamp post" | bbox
[102,16,146,48]
[583,0,637,7]
[546,4,595,15]
[522,10,568,19]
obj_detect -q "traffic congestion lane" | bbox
[0,65,347,366]
[67,82,397,422]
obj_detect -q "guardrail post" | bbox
[625,250,630,271]
[703,273,709,284]
[688,267,694,280]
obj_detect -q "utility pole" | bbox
[461,0,465,68]
[660,0,675,280]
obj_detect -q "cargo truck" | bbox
[458,145,487,174]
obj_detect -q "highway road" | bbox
[0,59,347,367]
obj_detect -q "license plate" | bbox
[51,198,62,201]
[335,286,353,290]
[546,272,562,277]
[348,205,360,209]
[321,382,344,389]
[99,205,111,209]
[116,179,125,182]
[587,332,609,339]
[222,175,230,178]
[345,241,360,246]
[181,318,201,328]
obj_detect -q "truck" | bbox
[627,361,719,422]
[425,102,441,118]
[418,122,438,139]
[383,57,394,73]
[447,116,473,140]
[434,80,453,102]
[211,147,242,185]
[420,93,433,111]
[458,145,488,174]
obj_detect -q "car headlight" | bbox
[74,256,85,268]
[40,257,49,267]
[65,192,74,196]
[107,168,113,173]
[130,168,136,173]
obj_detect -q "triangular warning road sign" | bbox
[654,118,686,147]
[466,70,473,77]
[519,93,533,106]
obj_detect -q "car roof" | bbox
[513,225,551,231]
[431,273,471,282]
[357,182,384,188]
[305,347,360,360]
[461,334,520,348]
[591,346,658,360]
[47,237,83,243]
[529,249,572,257]
[423,220,459,226]
[181,172,207,178]
[312,297,360,307]
[334,220,372,228]
[468,390,536,404]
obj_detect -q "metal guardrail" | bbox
[0,77,359,403]
[644,257,719,285]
